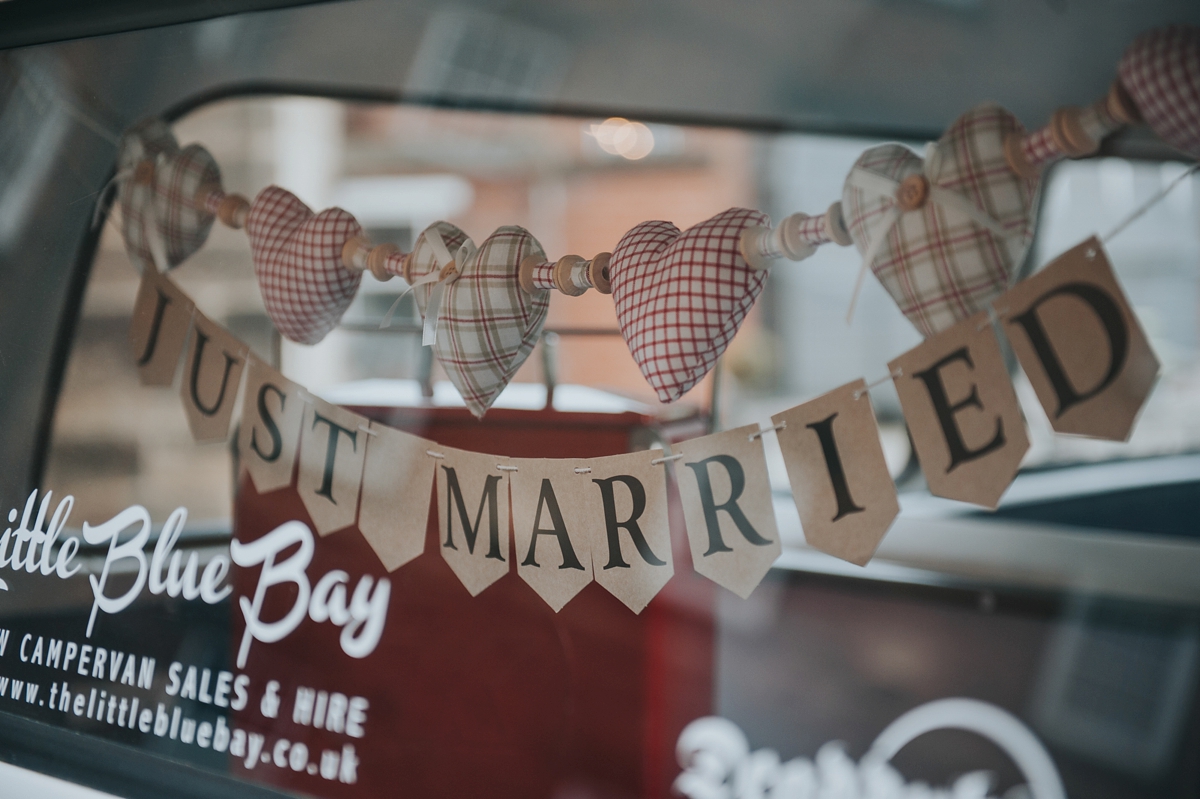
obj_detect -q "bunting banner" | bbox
[124,234,1161,608]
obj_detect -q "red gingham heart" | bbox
[117,119,219,272]
[609,207,769,403]
[245,185,362,345]
[1119,25,1200,158]
[842,104,1037,338]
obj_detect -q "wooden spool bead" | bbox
[824,201,853,247]
[193,184,250,229]
[1106,78,1142,126]
[739,201,850,270]
[341,235,401,282]
[588,252,612,294]
[1005,82,1138,181]
[133,159,156,185]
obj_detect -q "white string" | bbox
[496,464,518,472]
[18,69,122,147]
[91,167,134,230]
[358,425,378,437]
[573,466,592,474]
[650,453,684,466]
[748,421,786,441]
[854,368,902,399]
[426,450,445,459]
[1103,164,1200,243]
[378,268,439,330]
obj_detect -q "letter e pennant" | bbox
[180,311,247,443]
[509,459,594,612]
[890,312,1029,508]
[129,269,193,386]
[238,355,305,493]
[674,426,780,598]
[297,397,367,536]
[998,236,1159,441]
[585,451,674,614]
[359,422,436,572]
[436,447,511,597]
[773,380,898,565]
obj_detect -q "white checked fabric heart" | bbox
[609,207,769,403]
[1119,25,1200,158]
[842,103,1037,339]
[116,118,220,272]
[414,225,550,418]
[404,221,473,344]
[245,185,362,345]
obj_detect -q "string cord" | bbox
[1103,164,1200,244]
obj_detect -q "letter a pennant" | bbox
[509,459,594,612]
[773,380,898,565]
[674,425,780,598]
[436,447,511,597]
[584,451,674,614]
[997,236,1159,441]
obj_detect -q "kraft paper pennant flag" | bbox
[237,355,305,493]
[180,311,247,443]
[509,458,594,612]
[129,269,194,386]
[297,396,368,536]
[773,380,899,566]
[674,425,781,598]
[584,451,674,614]
[435,447,512,597]
[998,237,1159,441]
[358,422,437,572]
[890,312,1029,508]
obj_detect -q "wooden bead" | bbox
[1004,132,1039,181]
[217,193,251,229]
[824,202,853,247]
[589,253,613,294]
[896,174,929,211]
[553,255,589,296]
[341,235,371,271]
[518,255,545,294]
[1050,106,1097,158]
[366,243,400,282]
[133,159,155,185]
[1107,79,1142,125]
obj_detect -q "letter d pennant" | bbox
[997,236,1159,441]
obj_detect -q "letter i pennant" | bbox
[436,447,511,597]
[674,425,780,598]
[997,236,1159,441]
[890,311,1028,508]
[774,380,898,565]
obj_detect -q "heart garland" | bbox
[116,118,221,273]
[842,103,1038,339]
[407,222,551,418]
[609,207,770,403]
[244,185,363,345]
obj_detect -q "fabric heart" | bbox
[245,185,362,345]
[116,118,220,272]
[1119,25,1200,158]
[609,207,769,403]
[405,220,473,322]
[842,103,1037,339]
[414,225,550,418]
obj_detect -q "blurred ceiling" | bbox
[4,0,1199,139]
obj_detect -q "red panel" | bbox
[231,402,714,799]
